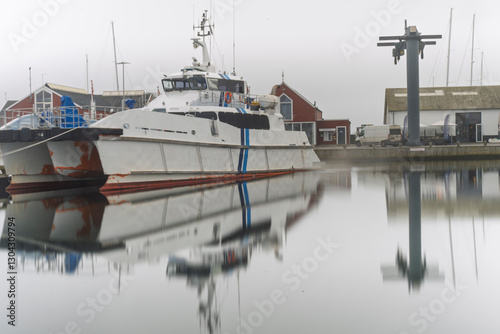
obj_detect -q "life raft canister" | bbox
[225,92,232,104]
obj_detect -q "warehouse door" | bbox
[456,112,481,143]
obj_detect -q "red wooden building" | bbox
[271,82,350,145]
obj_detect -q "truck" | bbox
[402,124,452,145]
[355,125,402,147]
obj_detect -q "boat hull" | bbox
[0,128,120,193]
[94,137,318,192]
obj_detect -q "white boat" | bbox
[0,12,319,193]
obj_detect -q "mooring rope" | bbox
[0,127,80,158]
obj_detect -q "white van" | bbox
[355,125,402,147]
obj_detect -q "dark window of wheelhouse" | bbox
[206,78,245,94]
[172,79,189,90]
[162,79,174,92]
[207,78,218,90]
[169,111,217,120]
[218,112,269,130]
[194,112,217,120]
[188,76,207,90]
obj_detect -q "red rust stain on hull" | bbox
[6,178,107,195]
[41,164,56,175]
[56,141,104,178]
[100,171,295,195]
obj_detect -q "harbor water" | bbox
[1,160,500,334]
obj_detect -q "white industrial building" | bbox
[384,85,500,142]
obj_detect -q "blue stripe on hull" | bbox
[238,182,247,229]
[242,182,251,227]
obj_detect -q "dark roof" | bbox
[385,85,500,112]
[47,83,153,109]
[1,100,17,112]
[271,82,322,111]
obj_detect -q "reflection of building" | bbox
[384,85,500,143]
[385,164,500,220]
[271,82,350,145]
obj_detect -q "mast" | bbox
[470,14,475,86]
[29,67,32,102]
[111,21,120,91]
[86,54,89,92]
[232,0,236,76]
[446,8,453,87]
[480,52,484,86]
[192,11,215,72]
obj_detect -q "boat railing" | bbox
[194,91,273,111]
[0,106,113,129]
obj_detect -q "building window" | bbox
[284,122,316,145]
[280,94,292,120]
[301,123,314,144]
[35,90,52,112]
[323,131,333,141]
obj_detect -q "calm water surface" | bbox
[1,160,500,334]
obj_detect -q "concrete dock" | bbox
[315,143,500,163]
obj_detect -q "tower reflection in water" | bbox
[380,162,498,292]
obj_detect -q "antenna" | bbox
[29,67,32,102]
[111,21,120,91]
[480,52,484,86]
[86,54,89,93]
[232,0,236,76]
[192,10,215,72]
[378,21,441,146]
[470,14,475,86]
[446,8,453,87]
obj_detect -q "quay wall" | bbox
[314,143,500,163]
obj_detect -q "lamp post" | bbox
[117,61,130,111]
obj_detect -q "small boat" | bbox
[0,11,319,193]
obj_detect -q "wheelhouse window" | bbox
[206,78,245,94]
[173,79,189,90]
[207,78,218,90]
[280,94,292,120]
[163,77,207,91]
[188,76,207,90]
[162,79,174,92]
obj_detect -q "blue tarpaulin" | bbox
[60,96,87,128]
[125,98,136,109]
[64,253,82,274]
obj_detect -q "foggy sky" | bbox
[1,0,499,130]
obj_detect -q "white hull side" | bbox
[1,142,55,176]
[94,137,317,191]
[95,138,315,174]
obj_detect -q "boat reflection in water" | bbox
[0,172,322,275]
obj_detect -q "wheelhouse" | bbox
[162,75,246,94]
